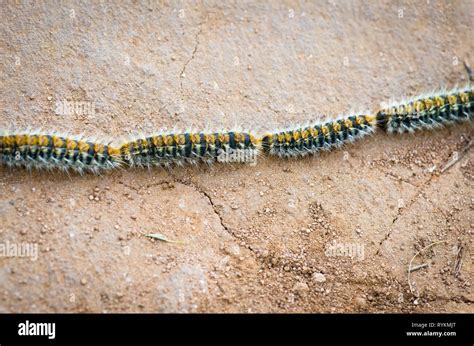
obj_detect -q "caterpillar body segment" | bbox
[119,131,260,167]
[261,114,377,158]
[378,85,474,134]
[0,131,122,173]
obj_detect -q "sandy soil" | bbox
[0,0,473,312]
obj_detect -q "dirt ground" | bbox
[0,0,473,313]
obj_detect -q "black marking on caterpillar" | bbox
[119,130,260,167]
[377,85,474,134]
[0,131,122,174]
[261,113,377,158]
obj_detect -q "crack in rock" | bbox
[377,175,434,254]
[170,177,265,263]
[179,26,203,91]
[171,178,235,238]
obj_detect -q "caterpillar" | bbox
[1,85,472,173]
[119,130,260,167]
[0,130,122,173]
[376,85,474,134]
[261,113,377,157]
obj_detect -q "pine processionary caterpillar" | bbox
[376,85,474,134]
[119,131,260,167]
[261,114,377,157]
[1,85,472,173]
[0,131,122,173]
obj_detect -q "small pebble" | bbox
[355,297,367,307]
[312,272,326,283]
[293,282,309,295]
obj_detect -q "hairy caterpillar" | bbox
[119,130,260,167]
[1,84,472,173]
[261,114,377,157]
[377,85,474,134]
[0,130,122,173]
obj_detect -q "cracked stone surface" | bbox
[0,1,473,312]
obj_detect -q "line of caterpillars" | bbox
[1,85,473,173]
